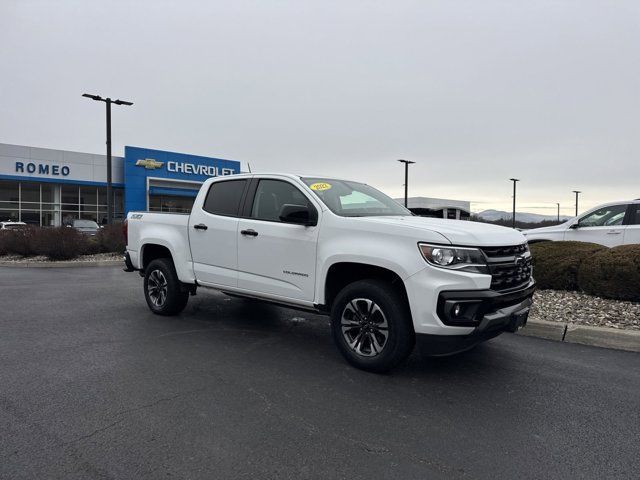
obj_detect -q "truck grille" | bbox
[481,244,528,258]
[481,244,532,291]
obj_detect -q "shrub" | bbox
[96,223,126,253]
[578,245,640,302]
[529,241,606,290]
[0,227,37,257]
[84,237,102,255]
[0,231,8,256]
[0,224,124,260]
[31,227,90,260]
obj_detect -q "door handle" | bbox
[606,230,622,235]
[241,229,258,237]
[193,223,208,231]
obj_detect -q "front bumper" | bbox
[416,280,535,356]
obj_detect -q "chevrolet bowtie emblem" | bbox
[135,158,164,169]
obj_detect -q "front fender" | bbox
[315,233,426,305]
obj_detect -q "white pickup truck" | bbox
[124,174,535,372]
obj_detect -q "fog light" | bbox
[440,299,483,326]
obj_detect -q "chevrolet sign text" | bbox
[167,161,235,177]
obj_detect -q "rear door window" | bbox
[628,205,640,225]
[203,180,247,216]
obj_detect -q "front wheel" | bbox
[144,258,189,315]
[330,280,415,373]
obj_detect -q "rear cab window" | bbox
[203,179,247,216]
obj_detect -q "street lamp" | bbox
[572,190,581,217]
[82,93,133,225]
[509,178,519,229]
[398,159,415,208]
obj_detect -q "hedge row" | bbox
[0,224,125,260]
[530,241,640,302]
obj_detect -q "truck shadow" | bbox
[177,291,520,381]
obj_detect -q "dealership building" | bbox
[0,142,241,226]
[396,196,471,220]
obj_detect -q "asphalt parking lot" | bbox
[1,266,639,479]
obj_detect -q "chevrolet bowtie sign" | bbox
[135,158,164,170]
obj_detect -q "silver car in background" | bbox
[71,219,101,236]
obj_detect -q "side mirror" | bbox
[569,223,580,229]
[279,204,317,226]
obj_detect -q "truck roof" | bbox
[212,172,359,184]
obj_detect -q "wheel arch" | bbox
[322,262,410,313]
[140,242,174,270]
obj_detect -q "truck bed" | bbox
[126,211,195,283]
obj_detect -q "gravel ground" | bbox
[530,289,640,331]
[0,252,121,262]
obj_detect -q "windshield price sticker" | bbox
[310,182,332,191]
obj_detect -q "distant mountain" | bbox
[475,209,571,223]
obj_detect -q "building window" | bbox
[80,186,98,222]
[0,181,123,226]
[20,182,41,226]
[41,184,57,227]
[149,194,195,213]
[0,180,20,222]
[113,188,124,221]
[61,184,79,225]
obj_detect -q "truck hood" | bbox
[353,216,527,247]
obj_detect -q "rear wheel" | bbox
[144,258,189,315]
[330,280,415,373]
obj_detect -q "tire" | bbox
[143,258,190,316]
[330,279,415,373]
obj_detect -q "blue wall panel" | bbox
[124,146,241,215]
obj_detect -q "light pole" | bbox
[572,190,581,217]
[398,159,415,208]
[83,93,133,225]
[556,202,560,222]
[509,178,519,229]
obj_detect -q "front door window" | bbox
[250,180,313,222]
[578,205,628,227]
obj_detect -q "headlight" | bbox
[418,243,489,274]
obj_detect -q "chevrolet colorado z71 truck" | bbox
[124,174,535,372]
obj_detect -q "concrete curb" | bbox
[518,318,640,353]
[0,260,122,268]
[564,323,640,352]
[517,319,566,342]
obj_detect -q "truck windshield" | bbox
[301,178,413,217]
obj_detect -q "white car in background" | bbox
[0,221,28,230]
[524,200,640,247]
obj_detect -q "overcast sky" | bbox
[1,0,638,214]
